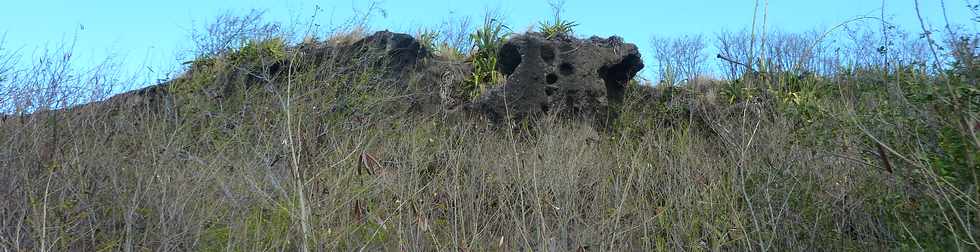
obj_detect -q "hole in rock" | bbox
[497,43,522,75]
[559,62,575,76]
[598,54,643,103]
[546,73,558,84]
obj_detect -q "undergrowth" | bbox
[0,6,977,251]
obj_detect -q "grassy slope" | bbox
[0,28,977,251]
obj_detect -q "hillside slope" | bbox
[0,27,977,251]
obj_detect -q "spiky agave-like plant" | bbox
[466,14,510,99]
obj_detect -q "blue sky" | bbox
[1,0,976,87]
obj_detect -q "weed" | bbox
[416,29,440,54]
[466,12,510,99]
[538,0,578,39]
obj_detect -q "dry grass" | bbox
[0,97,900,251]
[326,25,368,47]
[0,7,977,251]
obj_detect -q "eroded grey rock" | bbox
[472,33,644,125]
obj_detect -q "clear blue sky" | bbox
[1,0,976,87]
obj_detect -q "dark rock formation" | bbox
[413,59,473,113]
[295,30,429,83]
[472,33,644,125]
[34,31,646,129]
[348,30,429,75]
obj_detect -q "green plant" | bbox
[538,0,578,39]
[720,78,757,104]
[417,28,469,60]
[416,28,439,53]
[230,37,286,65]
[539,19,578,39]
[466,13,510,99]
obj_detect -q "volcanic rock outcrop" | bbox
[347,30,429,76]
[471,33,644,125]
[58,31,644,127]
